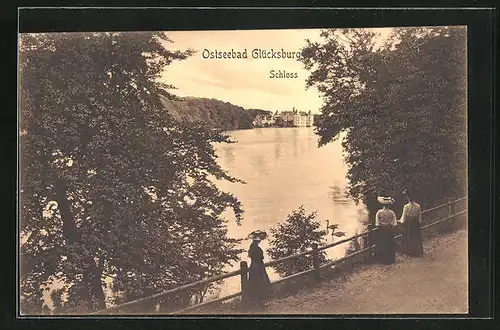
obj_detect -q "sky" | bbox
[160,28,393,114]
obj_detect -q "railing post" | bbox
[240,261,248,306]
[367,224,376,262]
[311,243,320,281]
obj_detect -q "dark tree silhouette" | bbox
[300,27,467,219]
[19,32,244,314]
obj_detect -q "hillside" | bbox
[160,95,257,131]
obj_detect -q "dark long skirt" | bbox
[246,262,271,308]
[375,225,396,264]
[403,216,424,257]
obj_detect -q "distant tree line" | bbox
[162,96,255,131]
[246,108,273,119]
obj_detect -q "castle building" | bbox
[252,107,315,127]
[279,107,314,127]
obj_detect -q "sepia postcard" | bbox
[18,26,468,316]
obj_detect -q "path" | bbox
[262,229,468,314]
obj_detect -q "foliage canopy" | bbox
[300,27,467,217]
[20,32,244,314]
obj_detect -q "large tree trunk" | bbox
[54,178,106,311]
[82,262,106,311]
[54,179,78,243]
[94,255,107,310]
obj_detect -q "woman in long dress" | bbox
[375,196,398,264]
[246,234,271,309]
[399,190,424,257]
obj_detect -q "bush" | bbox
[268,206,327,277]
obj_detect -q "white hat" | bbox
[377,196,395,205]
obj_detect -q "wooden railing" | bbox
[91,196,467,315]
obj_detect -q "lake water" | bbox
[212,127,368,298]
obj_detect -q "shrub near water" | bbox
[268,206,327,278]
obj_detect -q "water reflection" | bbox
[274,129,283,160]
[274,128,283,141]
[328,183,351,206]
[275,143,282,161]
[292,128,298,157]
[223,145,235,168]
[253,153,267,176]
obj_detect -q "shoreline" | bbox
[221,125,317,132]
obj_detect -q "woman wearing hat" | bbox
[246,230,271,309]
[374,196,398,264]
[399,190,424,257]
